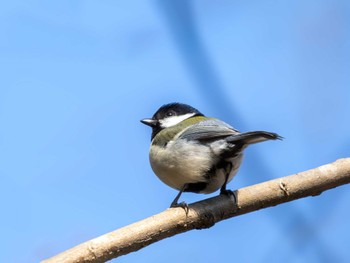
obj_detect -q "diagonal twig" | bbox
[42,158,350,263]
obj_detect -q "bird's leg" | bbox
[220,163,232,195]
[170,183,187,207]
[220,163,236,203]
[170,184,189,213]
[220,173,231,195]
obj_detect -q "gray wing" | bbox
[179,119,240,141]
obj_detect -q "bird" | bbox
[141,103,282,208]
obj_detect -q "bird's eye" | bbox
[166,111,175,117]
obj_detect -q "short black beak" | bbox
[140,118,158,127]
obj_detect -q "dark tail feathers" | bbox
[227,131,283,145]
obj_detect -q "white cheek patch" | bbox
[159,113,196,128]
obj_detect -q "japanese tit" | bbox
[141,103,281,207]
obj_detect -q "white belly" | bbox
[149,139,243,193]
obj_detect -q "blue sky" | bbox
[1,1,350,262]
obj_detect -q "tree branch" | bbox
[42,158,350,263]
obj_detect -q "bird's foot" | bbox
[170,201,189,215]
[220,189,237,203]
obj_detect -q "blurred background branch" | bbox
[42,158,350,263]
[2,2,349,262]
[156,3,346,261]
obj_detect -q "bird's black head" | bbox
[141,103,204,140]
